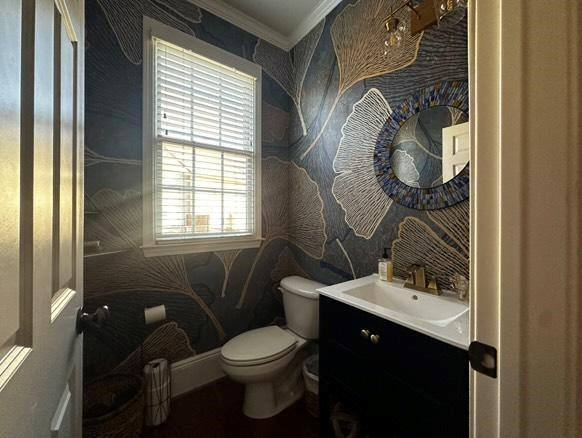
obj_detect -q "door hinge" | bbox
[468,341,497,378]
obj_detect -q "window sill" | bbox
[141,237,263,257]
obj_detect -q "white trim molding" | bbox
[0,346,32,394]
[142,237,262,258]
[189,0,341,51]
[50,288,77,323]
[171,348,225,398]
[286,0,340,48]
[54,0,78,42]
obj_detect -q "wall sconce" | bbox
[383,0,466,55]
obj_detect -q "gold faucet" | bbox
[404,265,441,295]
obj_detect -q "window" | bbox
[142,19,262,256]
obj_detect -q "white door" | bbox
[0,0,85,437]
[442,121,469,182]
[470,0,580,436]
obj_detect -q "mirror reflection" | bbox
[390,106,469,188]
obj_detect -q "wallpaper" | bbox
[279,0,470,287]
[83,0,469,381]
[84,0,293,379]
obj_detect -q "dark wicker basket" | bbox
[83,374,145,438]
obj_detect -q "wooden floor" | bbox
[143,378,319,438]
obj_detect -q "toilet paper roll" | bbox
[144,305,166,325]
[144,357,168,378]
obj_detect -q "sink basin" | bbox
[318,275,470,349]
[344,281,468,326]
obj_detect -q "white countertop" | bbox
[317,274,470,350]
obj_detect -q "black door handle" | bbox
[77,305,111,334]
[468,341,497,378]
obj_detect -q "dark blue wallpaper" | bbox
[84,0,469,381]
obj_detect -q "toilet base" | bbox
[242,350,307,419]
[243,377,305,419]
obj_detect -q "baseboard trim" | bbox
[171,348,225,398]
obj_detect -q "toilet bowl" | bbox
[220,276,324,419]
[220,326,308,418]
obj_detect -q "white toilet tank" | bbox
[279,276,325,340]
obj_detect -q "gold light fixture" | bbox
[383,0,467,55]
[383,16,406,52]
[435,0,467,21]
[383,1,418,54]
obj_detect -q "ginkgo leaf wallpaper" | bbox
[84,0,469,382]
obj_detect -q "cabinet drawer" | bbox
[320,295,468,405]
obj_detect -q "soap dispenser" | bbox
[378,248,393,282]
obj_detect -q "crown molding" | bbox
[188,0,290,49]
[287,0,341,48]
[189,0,342,51]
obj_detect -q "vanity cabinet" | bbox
[319,295,469,437]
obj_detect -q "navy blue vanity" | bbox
[319,295,469,437]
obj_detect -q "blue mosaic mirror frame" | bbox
[374,81,470,210]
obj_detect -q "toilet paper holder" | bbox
[144,305,167,325]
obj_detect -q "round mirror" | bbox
[390,106,468,188]
[374,81,470,210]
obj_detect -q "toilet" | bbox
[220,276,324,419]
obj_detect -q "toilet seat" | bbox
[221,326,297,367]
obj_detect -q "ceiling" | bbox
[222,0,323,36]
[190,0,341,50]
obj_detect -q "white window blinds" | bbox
[153,38,257,242]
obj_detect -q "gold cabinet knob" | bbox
[360,329,371,339]
[370,334,381,345]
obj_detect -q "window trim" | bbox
[142,17,262,257]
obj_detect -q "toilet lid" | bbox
[221,326,297,365]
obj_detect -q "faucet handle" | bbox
[450,274,469,301]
